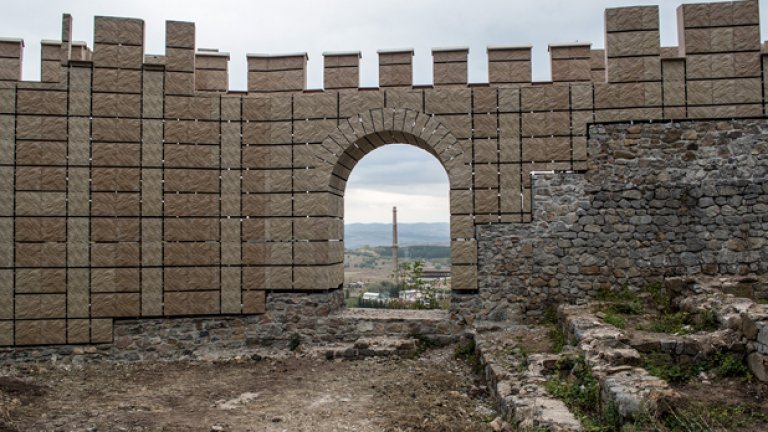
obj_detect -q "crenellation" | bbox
[247,52,307,93]
[0,38,23,82]
[432,47,469,86]
[378,49,413,87]
[549,42,592,82]
[323,51,360,90]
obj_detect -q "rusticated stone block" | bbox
[14,320,66,346]
[15,294,66,319]
[378,49,413,87]
[242,194,292,217]
[242,290,266,314]
[242,242,292,265]
[91,293,140,318]
[163,291,220,316]
[163,194,218,217]
[164,266,220,291]
[452,265,477,290]
[243,266,291,290]
[164,242,220,266]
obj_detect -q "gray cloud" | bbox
[346,144,449,193]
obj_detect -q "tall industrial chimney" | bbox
[392,206,399,285]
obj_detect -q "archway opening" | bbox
[342,144,451,309]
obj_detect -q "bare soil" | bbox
[0,346,497,432]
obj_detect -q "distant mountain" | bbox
[344,222,449,250]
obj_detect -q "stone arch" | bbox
[312,108,477,291]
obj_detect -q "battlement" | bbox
[0,0,762,92]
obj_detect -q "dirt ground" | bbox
[0,346,497,432]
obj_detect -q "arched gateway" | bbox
[315,108,476,292]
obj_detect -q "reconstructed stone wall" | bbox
[474,119,768,320]
[0,0,765,346]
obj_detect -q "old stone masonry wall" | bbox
[474,119,768,320]
[0,0,766,347]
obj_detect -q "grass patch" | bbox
[545,355,622,431]
[602,311,626,329]
[661,403,768,431]
[548,325,565,354]
[642,351,752,385]
[637,309,718,335]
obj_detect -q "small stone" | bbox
[271,416,283,423]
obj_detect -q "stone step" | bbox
[306,336,419,360]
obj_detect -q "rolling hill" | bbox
[344,222,449,250]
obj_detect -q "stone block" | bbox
[16,90,67,115]
[15,217,65,242]
[164,266,220,291]
[91,193,140,217]
[14,320,66,346]
[452,265,477,290]
[164,218,218,241]
[606,56,661,83]
[242,242,292,265]
[474,189,499,213]
[164,291,220,316]
[450,189,473,214]
[91,168,141,192]
[94,16,144,46]
[164,144,219,168]
[221,267,242,314]
[294,119,337,143]
[141,268,163,316]
[293,266,331,290]
[92,68,141,93]
[450,215,474,239]
[242,194,292,217]
[522,137,572,161]
[521,85,570,111]
[164,168,220,193]
[425,88,470,114]
[91,293,141,318]
[67,319,90,344]
[243,266,291,290]
[15,269,66,293]
[0,58,21,81]
[521,112,570,137]
[294,217,340,241]
[166,20,195,49]
[164,242,220,266]
[606,5,659,32]
[16,116,67,141]
[0,321,11,346]
[474,139,498,163]
[242,169,291,193]
[451,240,477,265]
[383,88,420,111]
[242,290,266,314]
[551,57,591,82]
[91,319,113,343]
[294,241,343,265]
[294,192,341,217]
[378,50,413,87]
[15,294,66,319]
[67,269,89,317]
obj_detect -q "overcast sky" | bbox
[1,0,765,223]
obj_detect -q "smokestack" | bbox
[393,206,399,285]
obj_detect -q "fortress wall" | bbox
[0,0,765,346]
